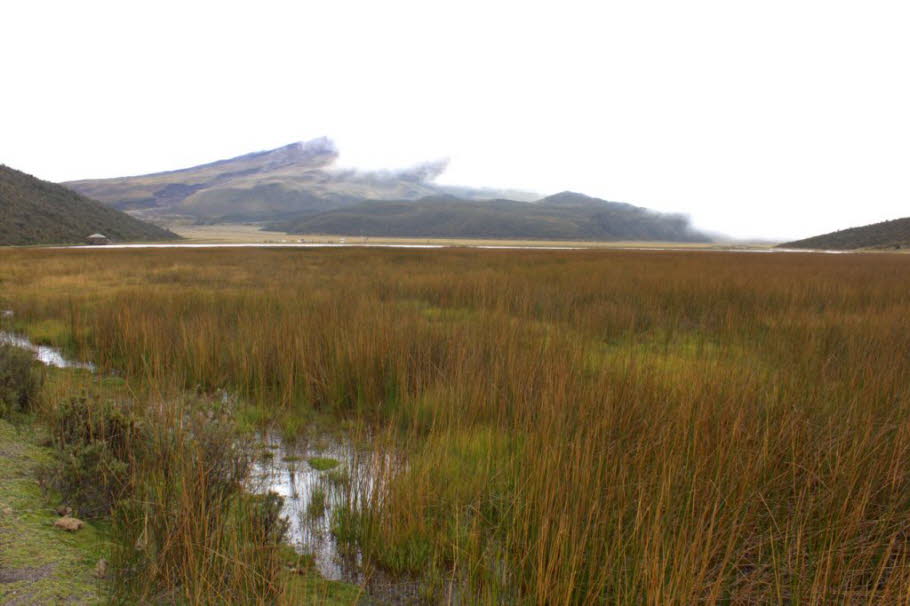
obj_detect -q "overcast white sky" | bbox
[2,0,909,240]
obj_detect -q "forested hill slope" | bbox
[0,165,178,245]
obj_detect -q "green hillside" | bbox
[269,191,711,242]
[0,165,178,246]
[778,217,910,250]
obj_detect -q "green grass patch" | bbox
[307,487,327,519]
[284,569,363,604]
[307,456,340,471]
[0,418,106,604]
[19,318,71,347]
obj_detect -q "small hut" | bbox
[86,233,111,245]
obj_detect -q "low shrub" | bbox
[107,402,286,604]
[0,343,43,418]
[36,389,289,603]
[42,394,143,518]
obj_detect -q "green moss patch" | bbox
[284,570,363,604]
[307,456,340,471]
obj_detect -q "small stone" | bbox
[54,516,85,532]
[94,558,108,579]
[54,505,72,517]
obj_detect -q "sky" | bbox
[2,0,909,241]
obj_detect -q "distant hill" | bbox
[268,191,711,242]
[0,165,178,246]
[64,138,538,224]
[779,217,910,250]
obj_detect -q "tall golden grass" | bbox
[4,247,910,603]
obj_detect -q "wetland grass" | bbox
[4,247,910,603]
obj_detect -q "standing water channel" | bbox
[248,432,399,583]
[0,330,95,372]
[2,314,414,596]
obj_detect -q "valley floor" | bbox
[168,222,727,249]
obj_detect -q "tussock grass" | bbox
[0,343,43,418]
[4,247,910,603]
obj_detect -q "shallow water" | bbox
[248,433,395,583]
[58,242,580,250]
[0,331,95,371]
[52,242,855,253]
[63,242,447,250]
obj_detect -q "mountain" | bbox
[778,217,910,250]
[64,139,710,242]
[0,165,178,246]
[64,138,538,224]
[268,191,711,242]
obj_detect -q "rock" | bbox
[54,505,72,516]
[94,558,108,579]
[54,516,85,532]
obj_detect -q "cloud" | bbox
[329,154,450,184]
[285,137,339,167]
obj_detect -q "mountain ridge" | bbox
[63,138,538,223]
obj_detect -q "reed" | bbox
[4,247,910,603]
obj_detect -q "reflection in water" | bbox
[249,433,396,583]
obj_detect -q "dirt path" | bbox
[0,420,104,605]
